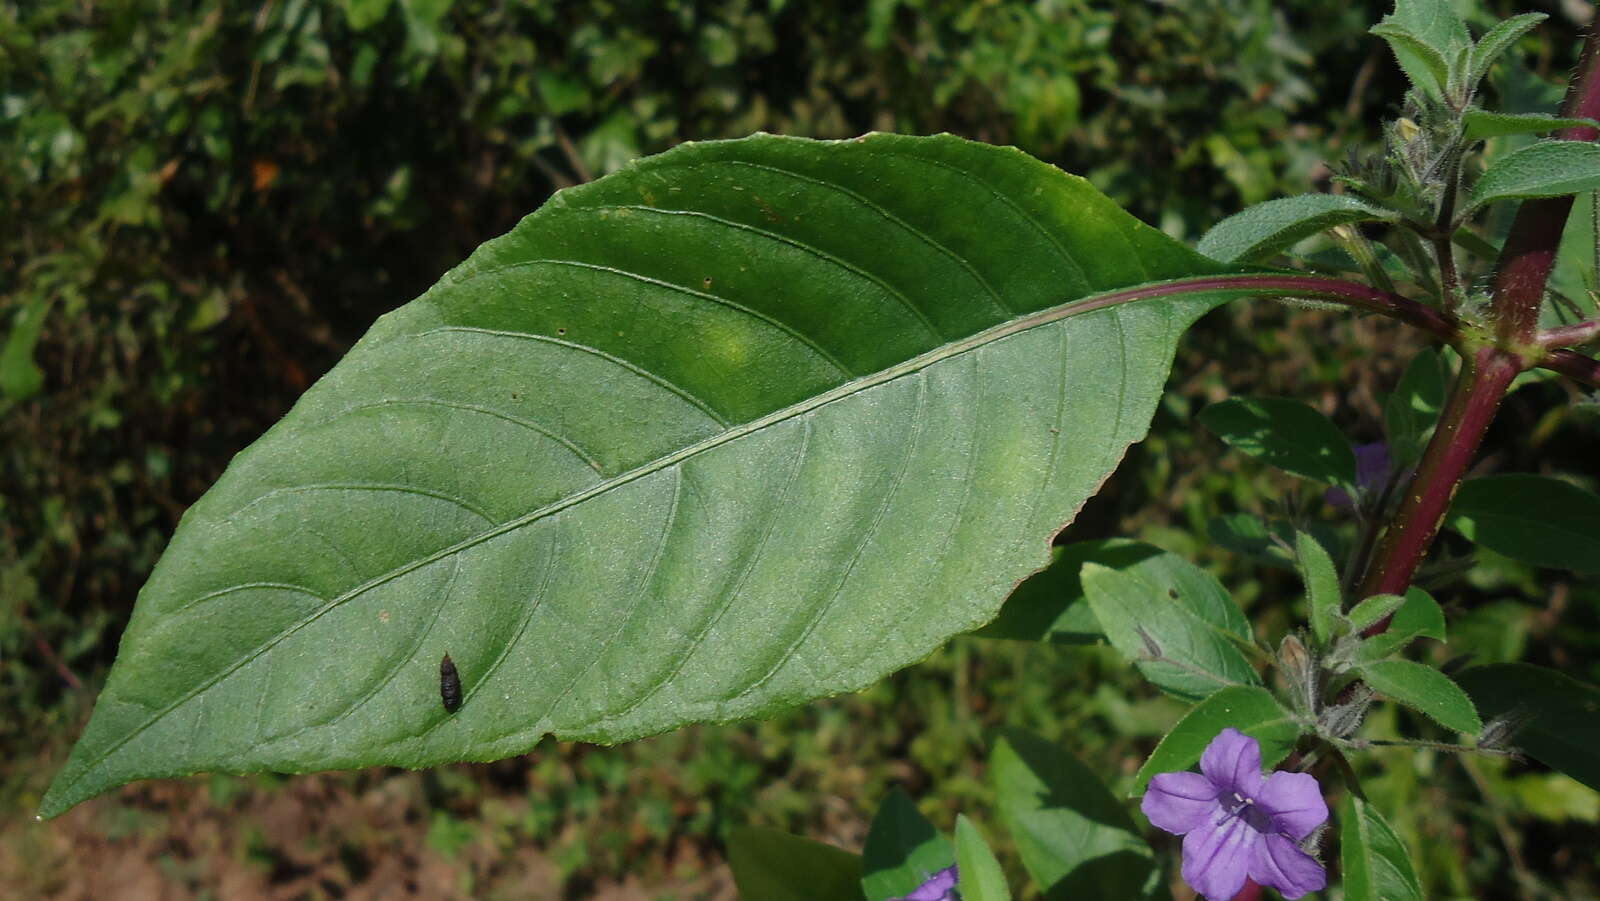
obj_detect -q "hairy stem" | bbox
[1543,347,1600,387]
[1359,346,1521,599]
[1540,318,1600,349]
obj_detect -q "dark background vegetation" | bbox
[3,0,1597,897]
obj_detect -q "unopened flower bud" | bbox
[1278,633,1319,715]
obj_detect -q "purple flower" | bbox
[1141,728,1328,901]
[890,864,958,901]
[1327,442,1392,509]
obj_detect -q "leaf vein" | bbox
[454,258,856,379]
[334,398,609,475]
[415,326,731,428]
[716,159,1013,317]
[295,557,461,740]
[173,581,329,618]
[730,370,931,702]
[869,148,1094,290]
[598,417,816,726]
[228,482,500,528]
[544,466,683,727]
[590,205,947,342]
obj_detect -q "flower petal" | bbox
[1181,814,1259,901]
[1200,728,1264,797]
[1142,771,1222,836]
[1248,833,1327,899]
[891,865,958,901]
[1355,442,1391,492]
[1256,770,1329,840]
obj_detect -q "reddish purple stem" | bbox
[1356,28,1600,603]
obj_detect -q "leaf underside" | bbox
[43,133,1234,816]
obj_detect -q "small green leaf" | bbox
[975,540,1156,645]
[954,815,1011,901]
[1132,686,1301,794]
[1549,192,1598,321]
[1208,516,1343,570]
[1374,0,1471,98]
[1353,588,1445,661]
[1358,659,1482,734]
[1199,396,1357,487]
[1446,474,1600,572]
[1346,593,1407,633]
[1384,347,1447,468]
[1467,13,1548,87]
[1081,553,1260,702]
[862,788,954,901]
[1207,514,1292,568]
[729,827,865,901]
[340,0,395,30]
[1470,142,1600,211]
[1296,532,1342,646]
[1340,794,1424,901]
[1457,664,1600,793]
[1462,110,1596,142]
[0,296,52,402]
[991,729,1160,899]
[1197,194,1394,264]
[1371,24,1454,97]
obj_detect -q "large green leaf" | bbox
[1445,474,1600,572]
[43,133,1241,817]
[1457,664,1600,793]
[728,827,865,901]
[1198,396,1357,487]
[1383,347,1447,468]
[991,729,1162,900]
[974,539,1154,645]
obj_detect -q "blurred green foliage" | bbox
[2,0,1597,896]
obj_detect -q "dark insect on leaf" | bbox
[439,653,462,713]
